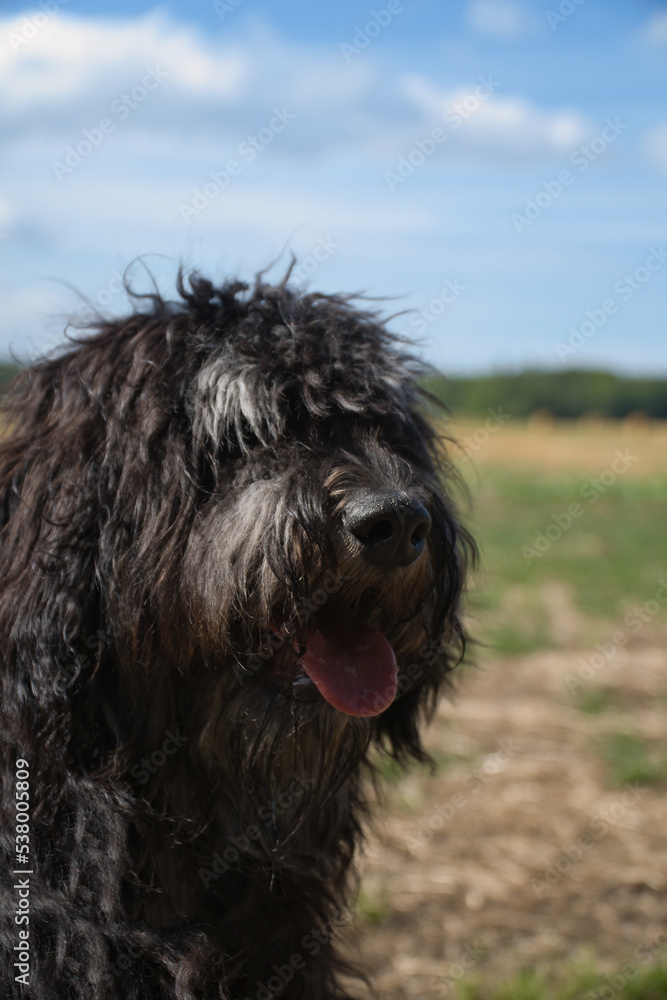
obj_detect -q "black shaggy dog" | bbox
[0,272,474,1000]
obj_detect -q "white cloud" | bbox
[400,74,589,158]
[641,10,667,45]
[0,12,393,161]
[0,11,246,120]
[0,11,585,165]
[465,1,537,39]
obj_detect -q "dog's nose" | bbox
[343,491,431,568]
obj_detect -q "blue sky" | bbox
[1,0,666,374]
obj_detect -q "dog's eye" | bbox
[258,467,271,480]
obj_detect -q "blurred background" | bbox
[1,1,666,997]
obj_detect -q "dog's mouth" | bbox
[269,599,397,718]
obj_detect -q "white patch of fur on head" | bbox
[191,351,285,450]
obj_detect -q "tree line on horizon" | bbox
[424,369,667,420]
[1,362,666,419]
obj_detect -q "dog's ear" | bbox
[0,347,199,757]
[0,365,110,768]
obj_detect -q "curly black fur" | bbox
[0,271,475,999]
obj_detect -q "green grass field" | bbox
[458,958,667,1000]
[459,424,667,997]
[466,467,667,654]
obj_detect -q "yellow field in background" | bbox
[448,416,667,478]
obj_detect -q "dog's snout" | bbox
[343,491,431,568]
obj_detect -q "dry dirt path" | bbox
[348,635,667,997]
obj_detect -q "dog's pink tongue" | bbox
[297,609,397,717]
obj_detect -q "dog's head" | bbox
[2,271,474,794]
[167,275,475,770]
